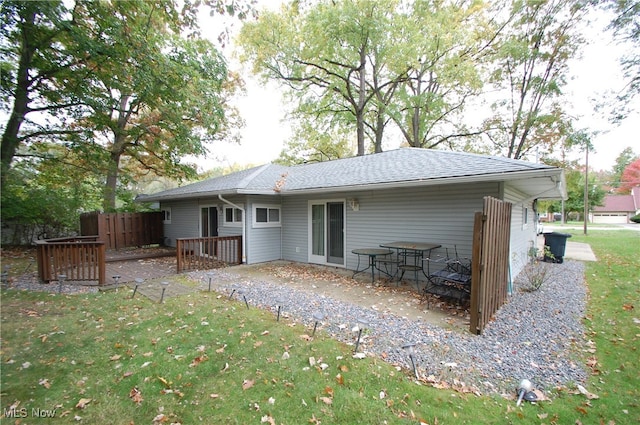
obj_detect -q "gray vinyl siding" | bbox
[281,196,311,263]
[245,195,282,264]
[280,182,500,273]
[503,184,538,276]
[160,200,200,247]
[163,181,537,273]
[342,183,498,271]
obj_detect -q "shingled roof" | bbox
[137,148,565,202]
[594,186,640,213]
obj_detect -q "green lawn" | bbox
[1,230,638,424]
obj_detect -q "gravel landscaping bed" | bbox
[188,260,588,397]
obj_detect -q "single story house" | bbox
[136,148,566,278]
[592,186,640,224]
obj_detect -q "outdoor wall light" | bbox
[402,342,420,379]
[57,274,67,294]
[160,281,169,303]
[312,311,326,336]
[354,317,369,353]
[348,199,360,211]
[206,272,215,292]
[132,277,143,298]
[275,297,285,321]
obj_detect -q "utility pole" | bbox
[583,144,589,235]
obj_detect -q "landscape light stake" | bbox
[275,298,285,321]
[228,285,249,309]
[241,290,249,309]
[1,265,9,290]
[206,272,215,292]
[112,275,121,285]
[402,343,419,379]
[312,311,325,336]
[354,317,369,353]
[132,278,143,298]
[160,281,169,303]
[516,379,533,406]
[57,274,66,294]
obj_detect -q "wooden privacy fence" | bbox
[35,236,106,285]
[80,211,163,250]
[176,236,243,273]
[469,196,513,335]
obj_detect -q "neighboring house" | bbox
[592,186,640,224]
[136,148,566,278]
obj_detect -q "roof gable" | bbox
[594,194,636,212]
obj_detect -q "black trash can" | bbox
[543,232,572,263]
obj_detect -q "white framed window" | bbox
[161,207,172,224]
[223,206,243,227]
[253,204,281,228]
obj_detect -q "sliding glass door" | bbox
[309,201,345,266]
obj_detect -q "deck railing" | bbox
[176,236,243,272]
[35,236,106,285]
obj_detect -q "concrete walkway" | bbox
[537,234,597,262]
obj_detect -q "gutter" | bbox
[218,194,246,263]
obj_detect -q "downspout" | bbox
[218,194,246,263]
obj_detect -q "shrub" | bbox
[631,214,640,224]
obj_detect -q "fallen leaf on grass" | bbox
[158,376,172,388]
[261,415,276,424]
[110,354,122,361]
[129,387,143,405]
[309,413,321,424]
[622,304,634,311]
[189,354,208,368]
[319,396,332,405]
[75,398,92,409]
[242,379,255,390]
[39,378,51,389]
[152,413,167,423]
[575,384,599,399]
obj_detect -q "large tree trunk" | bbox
[1,8,36,187]
[103,149,121,212]
[356,47,367,156]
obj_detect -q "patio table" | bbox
[379,241,441,285]
[351,248,393,283]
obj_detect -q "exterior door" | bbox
[309,201,345,266]
[200,206,218,256]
